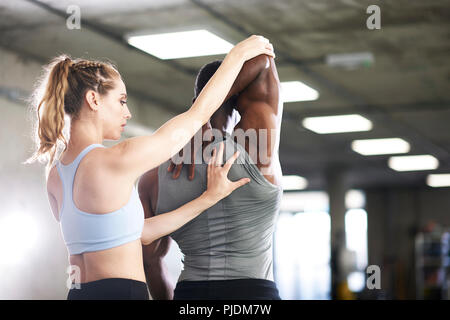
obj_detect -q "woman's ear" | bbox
[85,89,99,111]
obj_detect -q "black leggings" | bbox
[67,278,149,300]
[173,279,281,300]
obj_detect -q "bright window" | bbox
[345,208,368,292]
[274,207,331,299]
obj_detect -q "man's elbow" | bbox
[250,54,270,70]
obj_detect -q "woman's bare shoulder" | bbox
[82,145,124,173]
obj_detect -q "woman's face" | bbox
[99,78,131,140]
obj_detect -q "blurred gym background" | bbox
[0,0,449,299]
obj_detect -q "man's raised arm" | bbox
[233,55,282,181]
[225,54,274,101]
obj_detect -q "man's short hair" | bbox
[194,60,222,99]
[193,60,237,110]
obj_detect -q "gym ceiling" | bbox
[1,0,449,190]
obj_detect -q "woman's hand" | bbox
[141,141,250,246]
[203,142,250,204]
[228,35,275,62]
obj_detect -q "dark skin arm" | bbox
[234,55,282,185]
[226,54,272,100]
[168,54,275,180]
[138,168,174,300]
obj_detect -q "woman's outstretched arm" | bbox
[107,35,274,183]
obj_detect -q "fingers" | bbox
[189,144,196,181]
[265,42,275,58]
[223,150,240,172]
[233,35,275,62]
[231,177,251,191]
[207,147,216,183]
[172,163,182,179]
[207,158,211,183]
[251,35,269,44]
[265,49,275,58]
[254,36,274,58]
[168,162,175,172]
[208,147,217,169]
[189,163,195,181]
[211,146,216,164]
[215,142,224,167]
[250,35,271,50]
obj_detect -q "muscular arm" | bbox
[234,56,282,183]
[225,54,272,101]
[138,168,174,300]
[169,55,277,180]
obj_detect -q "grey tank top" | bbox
[155,136,282,282]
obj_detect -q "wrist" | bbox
[225,48,245,66]
[200,191,219,207]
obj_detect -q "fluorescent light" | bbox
[282,175,308,191]
[126,29,234,59]
[302,114,372,134]
[388,155,439,172]
[280,81,319,102]
[427,174,450,187]
[351,138,410,156]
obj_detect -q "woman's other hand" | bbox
[203,142,250,204]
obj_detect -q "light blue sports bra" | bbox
[55,144,144,255]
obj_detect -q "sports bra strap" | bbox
[58,144,105,169]
[56,144,105,210]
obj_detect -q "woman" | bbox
[27,35,274,300]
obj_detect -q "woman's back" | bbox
[47,144,146,284]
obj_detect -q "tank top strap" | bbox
[56,144,105,205]
[70,144,105,170]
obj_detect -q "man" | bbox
[138,54,283,299]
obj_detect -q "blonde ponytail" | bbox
[33,56,72,165]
